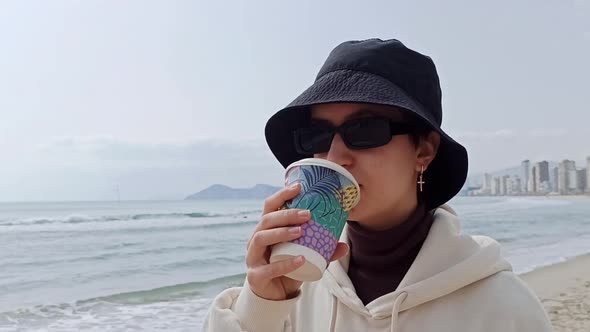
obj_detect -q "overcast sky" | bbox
[1,0,589,201]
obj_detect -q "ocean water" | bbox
[0,196,589,331]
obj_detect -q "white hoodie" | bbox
[203,206,553,332]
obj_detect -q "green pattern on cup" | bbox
[285,165,355,240]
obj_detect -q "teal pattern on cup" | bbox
[284,163,359,262]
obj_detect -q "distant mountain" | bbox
[185,184,281,200]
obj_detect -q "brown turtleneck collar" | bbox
[346,203,434,305]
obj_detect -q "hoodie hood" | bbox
[321,205,512,330]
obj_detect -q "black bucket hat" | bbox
[265,38,468,210]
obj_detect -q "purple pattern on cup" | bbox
[291,219,337,263]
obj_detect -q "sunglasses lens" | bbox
[295,127,334,154]
[343,118,392,148]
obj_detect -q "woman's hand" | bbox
[245,183,349,301]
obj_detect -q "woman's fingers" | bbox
[247,208,310,249]
[257,208,311,232]
[329,242,350,262]
[246,226,303,266]
[248,255,305,282]
[262,183,302,215]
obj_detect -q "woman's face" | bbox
[310,103,439,230]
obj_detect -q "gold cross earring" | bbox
[418,165,425,192]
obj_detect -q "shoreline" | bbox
[462,194,590,199]
[520,253,590,331]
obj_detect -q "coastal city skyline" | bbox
[468,156,590,196]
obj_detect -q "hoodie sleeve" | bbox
[507,280,554,331]
[483,272,554,332]
[202,282,301,332]
[494,299,554,332]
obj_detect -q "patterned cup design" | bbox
[291,220,338,262]
[284,163,359,264]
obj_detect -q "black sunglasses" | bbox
[293,117,415,155]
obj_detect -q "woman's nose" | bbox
[325,133,353,167]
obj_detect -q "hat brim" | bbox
[265,69,468,210]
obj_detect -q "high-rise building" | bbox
[558,160,576,194]
[536,161,549,185]
[528,166,537,193]
[491,177,501,196]
[503,175,512,195]
[539,181,551,193]
[587,157,590,193]
[568,169,578,191]
[482,173,492,194]
[506,177,514,196]
[522,160,530,193]
[512,176,522,195]
[500,175,509,196]
[533,161,550,194]
[578,169,587,193]
[552,167,559,192]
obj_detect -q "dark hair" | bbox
[404,112,434,147]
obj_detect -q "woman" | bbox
[203,39,552,332]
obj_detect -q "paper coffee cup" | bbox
[269,158,360,281]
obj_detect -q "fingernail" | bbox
[298,210,311,219]
[294,256,304,264]
[289,183,300,190]
[289,226,301,234]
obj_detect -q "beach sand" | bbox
[521,254,590,332]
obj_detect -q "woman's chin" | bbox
[347,206,362,222]
[347,190,365,221]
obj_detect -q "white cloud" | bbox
[455,128,570,140]
[37,136,274,167]
[1,136,285,201]
[525,129,567,138]
[454,129,515,140]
